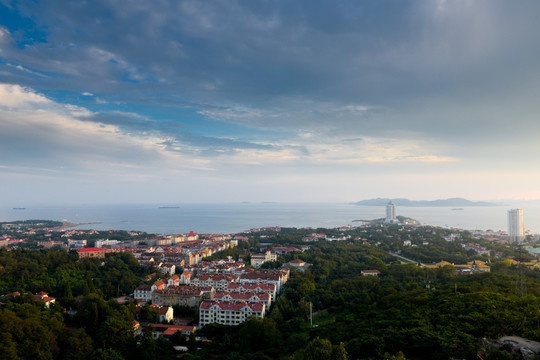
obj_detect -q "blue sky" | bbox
[1,0,540,204]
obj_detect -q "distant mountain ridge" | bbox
[353,197,496,207]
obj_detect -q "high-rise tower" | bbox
[508,208,524,243]
[385,201,396,223]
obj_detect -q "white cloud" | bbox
[0,84,204,176]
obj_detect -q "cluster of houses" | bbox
[132,257,291,327]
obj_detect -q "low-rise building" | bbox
[226,282,277,302]
[151,285,214,307]
[361,270,381,276]
[68,239,87,248]
[151,280,166,292]
[250,250,278,268]
[190,274,238,291]
[283,259,311,272]
[199,300,265,326]
[150,324,197,339]
[134,284,153,302]
[77,247,106,259]
[238,269,287,294]
[34,291,56,308]
[214,290,271,308]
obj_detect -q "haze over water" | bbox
[2,203,539,235]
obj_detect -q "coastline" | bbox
[1,203,539,234]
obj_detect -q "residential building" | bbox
[361,270,381,276]
[508,208,525,243]
[190,274,238,291]
[77,247,106,259]
[199,300,265,326]
[67,239,87,248]
[151,285,214,307]
[150,324,197,339]
[283,259,311,272]
[214,290,271,308]
[179,270,191,284]
[238,269,286,294]
[227,282,277,302]
[250,250,277,268]
[167,275,180,287]
[151,280,166,292]
[34,291,56,308]
[158,263,176,276]
[385,201,397,223]
[134,284,153,302]
[95,239,122,248]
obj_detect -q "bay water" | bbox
[1,203,539,235]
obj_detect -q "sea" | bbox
[1,203,540,235]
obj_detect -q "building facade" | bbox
[385,201,396,223]
[199,300,265,326]
[508,208,525,243]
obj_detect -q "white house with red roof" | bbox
[361,270,381,276]
[179,270,191,284]
[283,259,312,272]
[151,279,166,292]
[167,275,180,287]
[34,291,56,308]
[149,324,197,339]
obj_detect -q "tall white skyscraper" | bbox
[385,201,396,223]
[508,208,524,243]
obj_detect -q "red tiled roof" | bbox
[289,259,305,264]
[153,280,166,288]
[152,325,196,335]
[152,285,204,296]
[78,247,105,252]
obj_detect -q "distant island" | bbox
[353,197,496,207]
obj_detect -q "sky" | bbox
[1,0,540,205]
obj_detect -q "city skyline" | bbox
[1,1,540,205]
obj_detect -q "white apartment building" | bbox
[385,201,397,223]
[199,300,265,326]
[508,208,525,243]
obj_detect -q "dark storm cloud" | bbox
[2,0,540,145]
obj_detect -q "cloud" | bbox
[2,0,540,146]
[0,84,176,174]
[1,1,540,203]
